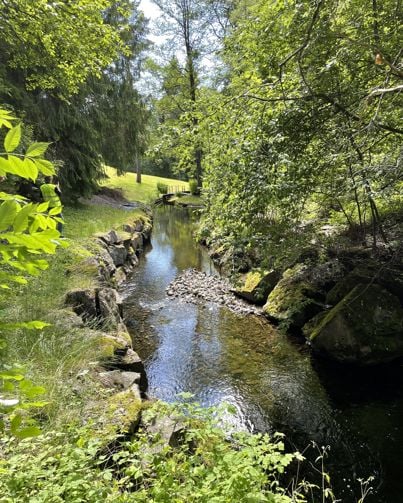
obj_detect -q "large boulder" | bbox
[232,269,280,305]
[306,284,403,364]
[108,244,127,267]
[327,261,403,305]
[97,287,123,328]
[263,264,324,328]
[65,289,97,323]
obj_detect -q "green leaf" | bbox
[10,414,22,434]
[15,426,41,439]
[48,206,62,216]
[23,158,38,181]
[0,199,19,231]
[26,142,50,158]
[4,124,21,152]
[36,159,55,176]
[13,202,34,232]
[37,201,49,212]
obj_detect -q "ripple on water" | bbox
[122,207,403,503]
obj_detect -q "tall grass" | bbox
[1,202,145,428]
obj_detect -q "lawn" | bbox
[102,166,189,203]
[63,204,144,239]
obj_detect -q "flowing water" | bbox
[123,206,403,502]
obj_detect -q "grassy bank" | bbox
[1,170,198,428]
[2,202,148,428]
[102,166,189,203]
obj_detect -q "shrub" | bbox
[156,182,168,194]
[189,178,199,195]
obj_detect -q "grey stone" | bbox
[121,223,135,234]
[96,247,116,280]
[96,229,120,246]
[143,415,186,449]
[134,220,144,232]
[98,370,141,390]
[114,267,127,285]
[65,289,97,323]
[108,244,127,267]
[130,232,143,252]
[108,348,148,392]
[97,287,123,327]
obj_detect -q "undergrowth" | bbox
[0,399,374,502]
[0,401,310,503]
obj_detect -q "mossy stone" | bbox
[263,264,324,328]
[234,269,280,305]
[308,284,403,364]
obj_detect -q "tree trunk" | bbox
[136,152,141,184]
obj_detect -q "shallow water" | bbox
[123,206,403,502]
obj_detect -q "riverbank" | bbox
[205,220,403,366]
[2,196,151,428]
[0,200,324,503]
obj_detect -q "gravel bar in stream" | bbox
[166,268,263,316]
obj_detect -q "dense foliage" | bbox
[0,0,149,200]
[198,0,402,262]
[0,108,65,437]
[0,401,311,503]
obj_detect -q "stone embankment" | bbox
[64,214,152,438]
[166,268,263,316]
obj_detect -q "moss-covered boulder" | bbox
[306,284,403,364]
[233,269,280,305]
[326,261,403,305]
[263,264,324,328]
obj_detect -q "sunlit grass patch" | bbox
[102,166,189,203]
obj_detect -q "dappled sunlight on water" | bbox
[123,207,403,503]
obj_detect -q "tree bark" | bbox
[136,152,141,184]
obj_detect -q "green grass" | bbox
[170,194,205,207]
[63,203,144,239]
[102,166,189,203]
[1,201,148,429]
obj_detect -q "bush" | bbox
[0,401,302,502]
[156,182,168,194]
[189,178,199,195]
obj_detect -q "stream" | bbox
[123,206,403,503]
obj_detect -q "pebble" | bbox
[166,268,263,316]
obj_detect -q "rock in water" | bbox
[263,264,324,328]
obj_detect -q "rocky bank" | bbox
[209,243,403,365]
[63,213,152,440]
